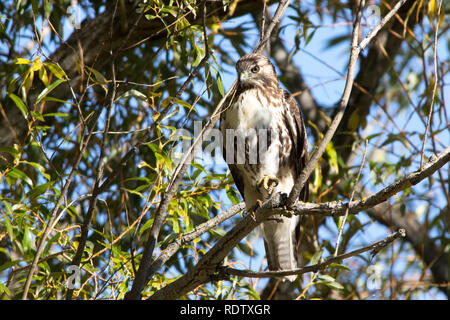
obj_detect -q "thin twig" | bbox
[420,0,442,169]
[254,0,291,54]
[218,229,406,279]
[21,109,102,300]
[260,0,267,42]
[334,139,368,256]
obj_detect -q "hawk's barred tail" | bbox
[260,214,300,282]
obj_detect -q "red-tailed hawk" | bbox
[220,53,309,281]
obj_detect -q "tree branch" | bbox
[216,229,405,279]
[145,203,245,279]
[254,0,291,54]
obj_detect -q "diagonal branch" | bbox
[217,229,405,279]
[145,203,245,279]
[254,0,292,54]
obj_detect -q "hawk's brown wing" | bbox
[283,91,309,268]
[284,90,309,203]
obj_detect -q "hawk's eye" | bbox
[251,66,260,73]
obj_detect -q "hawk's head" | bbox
[236,53,278,90]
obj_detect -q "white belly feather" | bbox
[223,88,296,208]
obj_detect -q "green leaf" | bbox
[317,274,344,290]
[3,212,14,242]
[0,282,11,296]
[43,112,70,118]
[325,141,339,175]
[21,160,51,180]
[317,274,336,282]
[121,187,144,199]
[237,242,254,256]
[310,249,324,265]
[325,34,349,49]
[23,226,33,252]
[27,181,55,200]
[44,62,67,79]
[226,185,240,205]
[158,233,178,250]
[242,284,261,300]
[336,215,345,232]
[86,66,108,84]
[44,0,51,19]
[317,280,344,290]
[192,45,205,67]
[0,260,19,273]
[31,0,39,15]
[139,218,154,236]
[36,78,66,104]
[175,99,192,110]
[216,72,224,97]
[8,93,28,118]
[210,227,227,238]
[0,146,21,161]
[6,168,33,187]
[39,65,49,86]
[30,110,45,121]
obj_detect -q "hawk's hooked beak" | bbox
[239,71,252,82]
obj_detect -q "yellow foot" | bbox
[282,205,295,217]
[256,175,280,198]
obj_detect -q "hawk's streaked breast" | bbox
[220,53,309,281]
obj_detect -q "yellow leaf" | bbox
[16,58,31,65]
[31,56,43,72]
[138,161,150,168]
[210,23,220,33]
[427,0,436,16]
[348,110,360,131]
[44,62,68,79]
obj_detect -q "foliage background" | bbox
[0,0,448,299]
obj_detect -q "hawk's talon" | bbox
[256,175,280,197]
[256,199,263,208]
[246,200,263,221]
